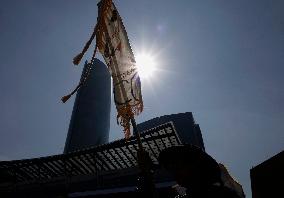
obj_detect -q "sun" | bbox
[135,53,157,79]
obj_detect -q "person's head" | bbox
[158,144,221,189]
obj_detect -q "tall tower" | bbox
[64,59,111,153]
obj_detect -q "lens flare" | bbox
[135,53,157,79]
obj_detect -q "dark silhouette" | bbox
[158,145,241,198]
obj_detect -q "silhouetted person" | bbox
[158,145,241,198]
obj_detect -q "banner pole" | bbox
[130,117,143,151]
[130,117,155,197]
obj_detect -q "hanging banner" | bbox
[96,1,143,138]
[65,0,143,138]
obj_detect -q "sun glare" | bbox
[135,53,157,79]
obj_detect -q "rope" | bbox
[73,24,98,65]
[72,0,112,65]
[61,56,95,103]
[62,0,112,103]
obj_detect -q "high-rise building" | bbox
[64,59,111,153]
[250,150,284,198]
[138,112,205,150]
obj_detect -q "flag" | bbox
[65,0,143,139]
[97,1,143,138]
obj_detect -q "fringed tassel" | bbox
[61,83,82,103]
[61,61,95,103]
[61,94,71,103]
[63,0,109,102]
[73,53,84,65]
[117,115,131,139]
[135,102,144,116]
[117,115,130,138]
[123,121,131,140]
[117,106,136,139]
[73,24,98,65]
[116,101,144,139]
[72,0,113,65]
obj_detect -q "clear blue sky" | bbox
[0,0,283,197]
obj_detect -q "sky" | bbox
[0,0,283,197]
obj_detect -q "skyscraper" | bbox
[137,112,205,150]
[64,59,111,153]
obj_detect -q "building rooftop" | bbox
[0,122,181,196]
